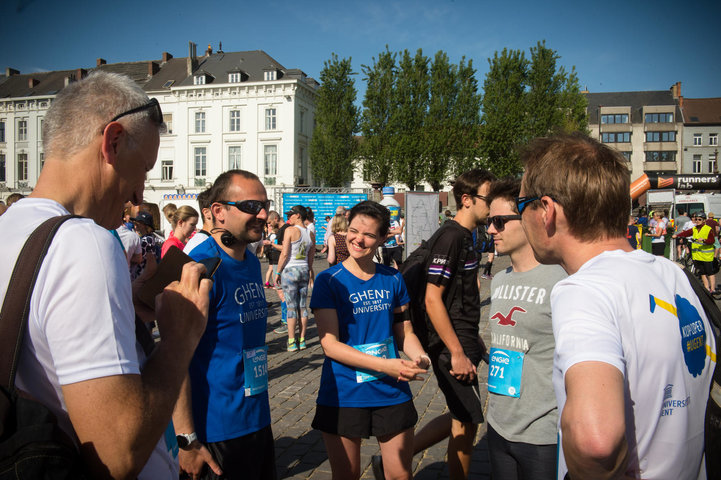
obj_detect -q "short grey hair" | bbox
[43,71,163,159]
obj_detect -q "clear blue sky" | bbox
[1,0,719,101]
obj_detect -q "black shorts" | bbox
[677,237,687,246]
[312,400,417,438]
[190,425,276,480]
[694,259,715,276]
[381,246,403,266]
[651,242,666,256]
[431,350,484,424]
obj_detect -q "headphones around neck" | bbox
[211,228,237,247]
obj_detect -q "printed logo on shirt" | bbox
[659,383,690,417]
[491,284,549,305]
[349,288,393,315]
[491,306,526,327]
[648,293,708,377]
[234,281,268,324]
[428,255,452,280]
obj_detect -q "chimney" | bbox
[205,44,212,56]
[148,61,159,77]
[5,67,19,76]
[186,41,198,76]
[96,58,106,67]
[64,75,74,87]
[162,51,173,63]
[28,77,39,88]
[76,68,87,81]
[670,81,682,99]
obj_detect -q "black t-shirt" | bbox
[425,220,481,352]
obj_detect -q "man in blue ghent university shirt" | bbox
[172,169,275,480]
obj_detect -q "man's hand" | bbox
[156,262,212,350]
[179,442,223,480]
[449,352,477,383]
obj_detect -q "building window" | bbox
[228,146,242,169]
[622,152,631,161]
[299,111,305,134]
[645,151,676,163]
[693,133,702,146]
[645,112,674,123]
[0,154,5,182]
[264,71,276,81]
[693,154,702,173]
[163,114,173,134]
[17,153,28,181]
[264,145,277,184]
[228,72,241,83]
[601,132,630,143]
[265,108,276,130]
[709,159,717,174]
[229,110,241,132]
[710,133,718,146]
[194,147,207,177]
[17,119,27,141]
[645,131,676,142]
[161,160,173,181]
[0,121,5,142]
[194,75,206,85]
[39,152,44,170]
[600,114,629,124]
[195,112,206,133]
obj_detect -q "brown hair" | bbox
[172,205,199,228]
[452,169,496,206]
[520,133,630,242]
[487,177,521,213]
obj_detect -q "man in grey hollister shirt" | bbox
[484,178,567,480]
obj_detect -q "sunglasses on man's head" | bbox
[487,215,522,232]
[105,98,164,131]
[514,194,558,215]
[216,200,271,215]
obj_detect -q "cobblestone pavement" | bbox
[263,253,509,479]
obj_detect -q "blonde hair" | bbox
[172,205,199,228]
[331,214,349,233]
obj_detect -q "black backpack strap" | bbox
[0,215,81,391]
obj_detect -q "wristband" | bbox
[419,354,431,368]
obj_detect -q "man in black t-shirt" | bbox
[417,169,495,480]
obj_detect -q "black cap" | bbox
[285,205,308,220]
[131,211,155,229]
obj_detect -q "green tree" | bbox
[479,48,528,176]
[360,47,397,186]
[449,56,482,175]
[310,54,359,186]
[392,49,429,191]
[425,51,458,191]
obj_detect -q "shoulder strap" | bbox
[0,215,80,390]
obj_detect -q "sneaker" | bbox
[264,282,272,288]
[299,338,306,350]
[371,455,385,480]
[287,339,298,352]
[274,324,288,334]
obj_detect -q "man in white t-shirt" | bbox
[518,134,716,479]
[115,222,142,268]
[184,188,214,255]
[0,71,211,479]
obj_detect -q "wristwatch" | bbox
[176,432,198,450]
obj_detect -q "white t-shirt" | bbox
[115,224,142,266]
[0,198,177,479]
[183,230,210,255]
[551,249,715,480]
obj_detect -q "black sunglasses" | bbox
[515,194,557,215]
[217,200,271,215]
[487,215,522,231]
[107,98,163,128]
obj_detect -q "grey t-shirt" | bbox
[486,263,567,445]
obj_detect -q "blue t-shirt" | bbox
[310,263,412,407]
[188,237,270,442]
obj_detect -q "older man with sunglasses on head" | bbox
[0,72,212,479]
[172,169,277,480]
[484,177,566,480]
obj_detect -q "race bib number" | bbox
[353,337,396,383]
[243,346,269,396]
[487,347,524,398]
